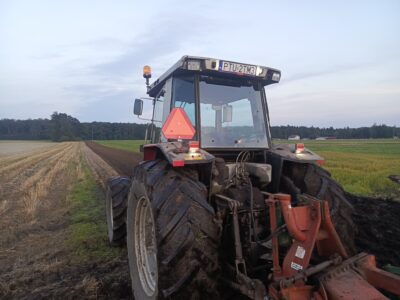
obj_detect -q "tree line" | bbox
[0,112,398,141]
[0,112,147,141]
[271,124,399,140]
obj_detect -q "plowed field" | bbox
[85,141,142,177]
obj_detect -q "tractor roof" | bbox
[147,55,281,97]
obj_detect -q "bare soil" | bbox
[82,144,119,188]
[85,141,142,177]
[347,193,400,266]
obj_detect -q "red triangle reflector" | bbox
[161,108,195,140]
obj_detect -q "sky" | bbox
[0,0,399,127]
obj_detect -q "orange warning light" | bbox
[143,65,152,78]
[162,108,195,140]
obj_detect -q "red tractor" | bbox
[106,56,400,299]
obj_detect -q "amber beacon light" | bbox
[143,65,152,78]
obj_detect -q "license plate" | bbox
[219,61,257,76]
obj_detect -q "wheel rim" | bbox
[134,196,158,296]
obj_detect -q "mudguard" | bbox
[143,141,215,167]
[270,143,324,163]
[267,144,324,192]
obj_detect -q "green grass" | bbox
[95,140,143,153]
[66,162,123,263]
[275,139,400,199]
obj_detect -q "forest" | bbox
[0,112,398,141]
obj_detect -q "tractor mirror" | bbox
[133,99,143,116]
[223,105,233,123]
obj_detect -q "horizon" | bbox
[1,1,399,127]
[1,113,398,130]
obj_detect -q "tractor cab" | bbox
[134,56,281,150]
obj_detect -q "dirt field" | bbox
[85,141,142,177]
[348,194,400,266]
[0,142,133,299]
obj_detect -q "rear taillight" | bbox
[295,143,305,154]
[189,141,200,153]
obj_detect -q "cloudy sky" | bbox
[1,0,399,127]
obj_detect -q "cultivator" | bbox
[263,193,400,299]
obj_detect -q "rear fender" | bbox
[267,144,324,192]
[144,142,215,193]
[143,142,215,167]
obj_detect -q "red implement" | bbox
[266,193,400,300]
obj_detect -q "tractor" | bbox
[105,56,400,299]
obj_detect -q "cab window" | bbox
[172,75,196,125]
[150,87,165,143]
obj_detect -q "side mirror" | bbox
[133,99,143,116]
[223,105,233,123]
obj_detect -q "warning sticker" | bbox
[291,262,303,271]
[295,246,306,259]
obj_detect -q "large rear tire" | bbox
[106,176,131,246]
[281,162,356,255]
[127,160,220,300]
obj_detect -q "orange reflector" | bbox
[317,160,325,166]
[162,108,195,140]
[172,160,185,167]
[143,65,152,78]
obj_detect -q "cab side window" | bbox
[172,75,196,125]
[151,88,165,143]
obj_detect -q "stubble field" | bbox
[0,141,54,157]
[0,141,133,299]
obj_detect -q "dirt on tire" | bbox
[128,159,221,299]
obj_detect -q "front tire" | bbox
[127,160,220,299]
[106,176,131,246]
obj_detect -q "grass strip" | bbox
[66,162,122,263]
